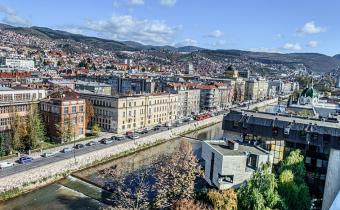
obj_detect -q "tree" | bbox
[278,150,311,210]
[171,199,211,210]
[154,141,201,208]
[207,189,237,210]
[85,99,94,128]
[237,164,280,210]
[26,104,47,150]
[10,112,27,152]
[91,123,101,136]
[104,165,155,210]
[56,118,74,143]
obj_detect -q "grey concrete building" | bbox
[222,110,340,209]
[75,81,112,95]
[202,140,271,189]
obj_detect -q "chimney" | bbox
[227,140,239,150]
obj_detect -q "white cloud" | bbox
[175,38,197,47]
[307,40,318,48]
[297,21,325,35]
[206,30,223,38]
[210,40,226,47]
[248,48,281,53]
[77,15,177,45]
[160,0,177,7]
[128,0,144,6]
[282,42,302,51]
[0,4,30,26]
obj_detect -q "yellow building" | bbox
[80,92,178,134]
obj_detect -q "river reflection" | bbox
[0,122,235,210]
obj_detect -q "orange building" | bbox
[40,89,86,143]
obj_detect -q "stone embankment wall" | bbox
[247,97,278,110]
[0,115,223,194]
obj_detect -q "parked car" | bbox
[101,138,114,144]
[128,134,140,139]
[165,122,172,127]
[153,125,161,131]
[42,152,54,158]
[75,144,85,149]
[0,162,14,169]
[87,141,97,146]
[115,135,125,141]
[62,147,74,153]
[110,136,117,140]
[126,131,133,136]
[18,156,33,164]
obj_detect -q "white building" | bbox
[0,57,35,69]
[202,140,272,189]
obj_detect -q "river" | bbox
[0,122,241,210]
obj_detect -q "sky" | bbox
[0,0,339,55]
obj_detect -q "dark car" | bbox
[75,144,85,149]
[100,138,114,144]
[153,125,161,131]
[18,156,33,164]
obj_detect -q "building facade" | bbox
[79,92,178,134]
[0,87,47,134]
[245,78,269,101]
[202,140,271,189]
[222,110,340,207]
[75,81,112,95]
[0,57,35,69]
[40,90,86,143]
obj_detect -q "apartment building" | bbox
[79,92,178,134]
[163,82,201,118]
[198,83,234,111]
[0,86,47,134]
[75,81,112,95]
[245,78,269,101]
[0,57,35,69]
[40,90,86,143]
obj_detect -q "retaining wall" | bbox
[0,115,223,194]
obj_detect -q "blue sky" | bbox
[0,0,339,55]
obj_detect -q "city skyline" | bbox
[0,0,339,55]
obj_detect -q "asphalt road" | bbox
[0,113,223,178]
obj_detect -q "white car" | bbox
[42,152,54,158]
[0,162,14,169]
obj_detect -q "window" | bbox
[247,154,258,169]
[79,106,84,112]
[272,127,279,136]
[218,174,234,184]
[72,106,76,113]
[209,152,215,181]
[64,107,69,114]
[79,128,84,134]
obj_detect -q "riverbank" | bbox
[0,115,223,201]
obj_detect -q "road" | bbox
[0,111,228,178]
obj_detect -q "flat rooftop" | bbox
[206,140,268,156]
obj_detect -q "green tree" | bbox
[237,164,280,210]
[278,150,311,210]
[154,141,201,208]
[10,112,27,152]
[26,104,47,150]
[207,189,237,210]
[91,123,101,136]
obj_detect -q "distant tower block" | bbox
[185,62,194,74]
[336,75,340,88]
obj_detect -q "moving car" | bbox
[18,156,33,164]
[0,162,14,169]
[62,147,74,153]
[75,144,85,149]
[42,152,54,158]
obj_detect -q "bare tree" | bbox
[154,141,201,208]
[103,165,155,210]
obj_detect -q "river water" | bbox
[0,122,241,210]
